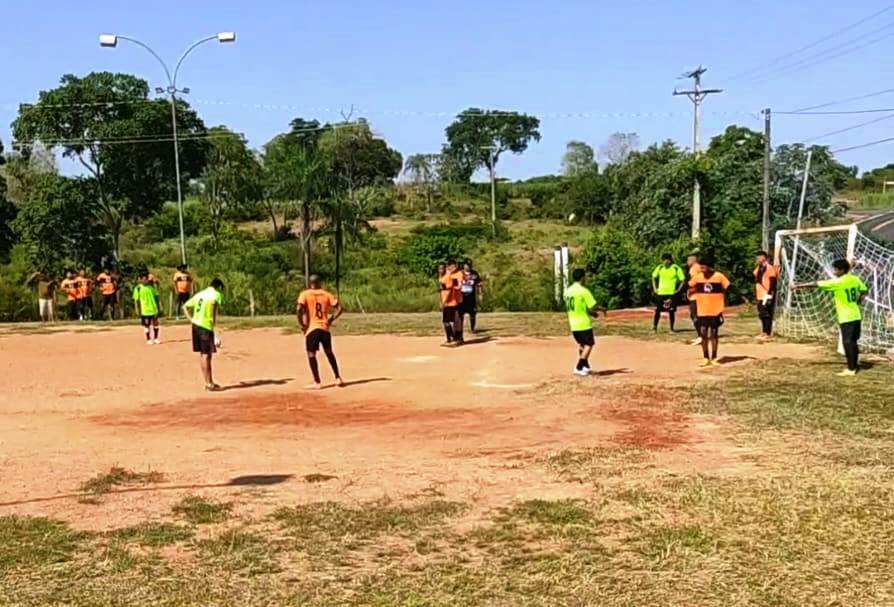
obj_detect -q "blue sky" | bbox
[3,0,894,180]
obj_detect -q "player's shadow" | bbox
[227,474,293,486]
[461,336,493,346]
[327,377,391,389]
[593,368,631,377]
[221,378,293,391]
[717,356,757,364]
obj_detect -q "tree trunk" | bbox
[301,199,311,287]
[335,216,342,297]
[267,201,279,240]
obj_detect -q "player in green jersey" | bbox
[183,278,225,391]
[795,259,869,376]
[651,253,685,333]
[132,273,161,345]
[563,268,603,376]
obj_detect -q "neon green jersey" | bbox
[185,287,223,331]
[132,284,159,317]
[652,264,685,296]
[564,282,597,332]
[817,273,868,324]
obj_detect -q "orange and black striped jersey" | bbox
[689,271,730,317]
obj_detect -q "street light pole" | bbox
[481,145,498,237]
[99,32,236,265]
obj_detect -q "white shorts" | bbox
[39,298,54,319]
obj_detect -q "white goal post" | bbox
[774,223,894,354]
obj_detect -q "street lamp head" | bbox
[217,32,236,43]
[99,34,119,48]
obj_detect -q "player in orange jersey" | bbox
[689,256,731,367]
[297,275,345,390]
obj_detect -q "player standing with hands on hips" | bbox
[794,259,868,376]
[297,275,345,390]
[183,278,225,391]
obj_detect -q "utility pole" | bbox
[481,145,498,237]
[762,108,772,252]
[674,66,723,240]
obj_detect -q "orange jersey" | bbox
[754,263,779,299]
[690,271,730,317]
[439,271,463,307]
[687,267,703,297]
[173,271,193,294]
[75,277,93,299]
[298,289,338,334]
[60,279,78,301]
[96,272,117,295]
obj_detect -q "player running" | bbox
[651,253,685,333]
[183,278,225,391]
[133,273,161,345]
[753,251,779,340]
[439,260,464,346]
[96,267,119,321]
[564,268,602,376]
[297,275,345,390]
[795,259,868,377]
[173,264,194,320]
[689,256,730,367]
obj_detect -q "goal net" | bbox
[775,224,894,354]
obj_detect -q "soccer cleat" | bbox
[709,359,722,367]
[700,359,713,368]
[573,368,590,377]
[335,377,346,387]
[690,337,703,346]
[204,383,222,392]
[153,339,161,345]
[836,369,857,377]
[305,383,323,390]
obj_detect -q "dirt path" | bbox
[0,326,818,530]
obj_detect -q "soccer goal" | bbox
[774,224,894,354]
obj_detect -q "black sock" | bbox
[455,330,464,344]
[470,314,477,331]
[144,329,151,342]
[308,357,321,383]
[153,326,159,340]
[669,310,676,331]
[576,358,588,370]
[325,350,340,379]
[653,307,661,330]
[445,325,454,342]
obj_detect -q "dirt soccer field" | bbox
[1,318,892,606]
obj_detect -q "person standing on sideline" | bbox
[133,273,161,345]
[689,256,731,367]
[60,272,78,320]
[753,251,779,340]
[297,275,345,390]
[563,268,602,376]
[96,267,118,321]
[651,254,685,333]
[439,260,464,346]
[684,253,703,345]
[183,278,225,391]
[173,265,194,320]
[28,272,57,322]
[460,260,483,333]
[795,259,868,376]
[75,270,94,321]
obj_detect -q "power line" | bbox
[802,112,894,143]
[11,132,235,148]
[788,87,894,112]
[777,107,894,115]
[747,23,894,85]
[832,136,894,154]
[725,4,894,82]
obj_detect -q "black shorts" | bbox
[192,324,216,354]
[697,316,722,331]
[177,292,190,305]
[572,329,595,347]
[140,315,158,327]
[460,295,477,315]
[442,306,459,324]
[757,300,776,319]
[840,320,861,343]
[655,295,677,312]
[305,328,332,352]
[102,294,117,307]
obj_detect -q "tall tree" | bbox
[11,72,207,258]
[199,127,262,248]
[561,141,595,177]
[3,141,58,206]
[441,108,541,182]
[318,120,402,292]
[403,153,440,212]
[599,132,640,167]
[0,139,15,261]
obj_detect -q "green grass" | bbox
[0,516,86,572]
[109,522,193,547]
[172,496,233,525]
[197,529,280,575]
[78,466,164,499]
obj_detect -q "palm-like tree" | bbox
[402,154,439,213]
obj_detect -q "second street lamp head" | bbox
[99,34,118,48]
[217,32,236,43]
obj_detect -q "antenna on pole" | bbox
[674,66,723,239]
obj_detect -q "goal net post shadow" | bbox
[774,223,894,355]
